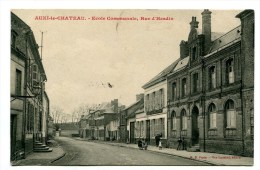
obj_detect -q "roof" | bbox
[206,25,241,55]
[197,29,224,41]
[123,99,141,111]
[173,56,190,73]
[142,58,180,89]
[135,103,144,114]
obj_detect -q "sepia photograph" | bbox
[4,6,256,168]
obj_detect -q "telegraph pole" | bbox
[39,31,47,60]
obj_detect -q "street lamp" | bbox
[11,82,42,101]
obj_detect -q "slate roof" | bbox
[173,56,190,73]
[206,25,241,56]
[142,58,180,89]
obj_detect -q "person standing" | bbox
[177,137,182,150]
[155,134,159,147]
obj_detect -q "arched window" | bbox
[226,59,234,84]
[181,109,187,130]
[208,103,217,129]
[225,100,236,128]
[171,111,177,130]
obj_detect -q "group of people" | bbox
[137,134,186,151]
[177,137,187,150]
[138,138,148,150]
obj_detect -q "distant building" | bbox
[11,12,49,160]
[58,122,79,137]
[123,94,144,143]
[79,99,124,140]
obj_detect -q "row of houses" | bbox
[11,12,52,161]
[79,9,254,157]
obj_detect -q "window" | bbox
[181,109,187,130]
[225,100,236,128]
[172,82,176,101]
[209,66,216,89]
[226,59,234,84]
[160,89,164,108]
[145,94,149,112]
[193,73,199,93]
[171,111,177,130]
[208,103,217,129]
[152,92,155,110]
[15,69,22,95]
[182,78,187,97]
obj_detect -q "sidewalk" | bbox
[75,137,253,166]
[12,139,65,166]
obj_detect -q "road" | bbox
[51,137,209,166]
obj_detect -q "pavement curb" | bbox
[75,138,217,165]
[49,141,66,164]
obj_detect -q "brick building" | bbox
[166,10,254,156]
[11,12,49,160]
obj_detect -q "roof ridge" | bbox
[211,25,241,43]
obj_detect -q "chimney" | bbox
[190,16,199,30]
[136,93,144,101]
[202,9,212,52]
[113,99,118,113]
[180,40,189,59]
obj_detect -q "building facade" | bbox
[166,9,254,157]
[142,63,180,146]
[11,12,49,160]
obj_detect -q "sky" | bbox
[11,9,242,114]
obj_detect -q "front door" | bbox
[130,122,135,143]
[191,106,199,145]
[146,120,150,144]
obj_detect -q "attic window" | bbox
[237,30,240,33]
[219,40,222,43]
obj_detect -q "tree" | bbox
[50,105,64,124]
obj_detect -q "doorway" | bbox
[130,122,135,143]
[146,120,150,144]
[191,106,199,145]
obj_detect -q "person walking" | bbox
[177,137,182,150]
[138,138,142,150]
[155,134,159,147]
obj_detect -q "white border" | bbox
[1,1,259,170]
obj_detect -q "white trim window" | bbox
[208,103,217,129]
[172,111,177,130]
[225,100,236,128]
[181,109,187,130]
[209,66,216,89]
[226,59,234,84]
